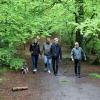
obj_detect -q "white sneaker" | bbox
[33,69,37,72]
[48,70,51,74]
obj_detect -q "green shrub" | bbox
[10,58,25,71]
[0,48,13,65]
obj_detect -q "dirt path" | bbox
[0,62,100,100]
[0,47,100,100]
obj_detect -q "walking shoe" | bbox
[75,74,77,76]
[77,75,81,78]
[48,70,51,74]
[54,73,58,76]
[33,69,37,72]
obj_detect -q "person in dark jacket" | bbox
[30,38,41,72]
[71,42,86,78]
[50,38,62,76]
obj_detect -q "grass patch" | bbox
[89,73,100,78]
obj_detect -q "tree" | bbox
[74,0,84,46]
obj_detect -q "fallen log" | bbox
[12,86,28,91]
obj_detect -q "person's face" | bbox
[37,36,40,41]
[54,38,59,44]
[46,38,50,43]
[34,39,38,43]
[75,43,79,48]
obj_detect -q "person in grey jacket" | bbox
[43,37,52,74]
[71,42,86,78]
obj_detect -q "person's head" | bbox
[75,42,79,48]
[34,38,38,43]
[46,37,51,44]
[36,36,40,41]
[54,38,59,44]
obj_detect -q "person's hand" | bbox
[72,58,74,62]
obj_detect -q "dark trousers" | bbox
[74,59,81,75]
[32,55,39,70]
[52,57,59,75]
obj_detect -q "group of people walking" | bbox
[30,37,86,78]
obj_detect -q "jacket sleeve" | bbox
[81,48,86,59]
[71,48,74,59]
[42,44,45,54]
[50,45,52,56]
[38,45,41,55]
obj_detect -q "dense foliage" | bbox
[0,0,100,70]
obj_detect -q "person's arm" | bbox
[42,44,45,54]
[38,44,42,55]
[50,45,52,56]
[29,44,33,54]
[71,49,74,61]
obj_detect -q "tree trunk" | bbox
[75,0,84,47]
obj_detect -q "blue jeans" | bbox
[32,55,39,70]
[44,56,52,71]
